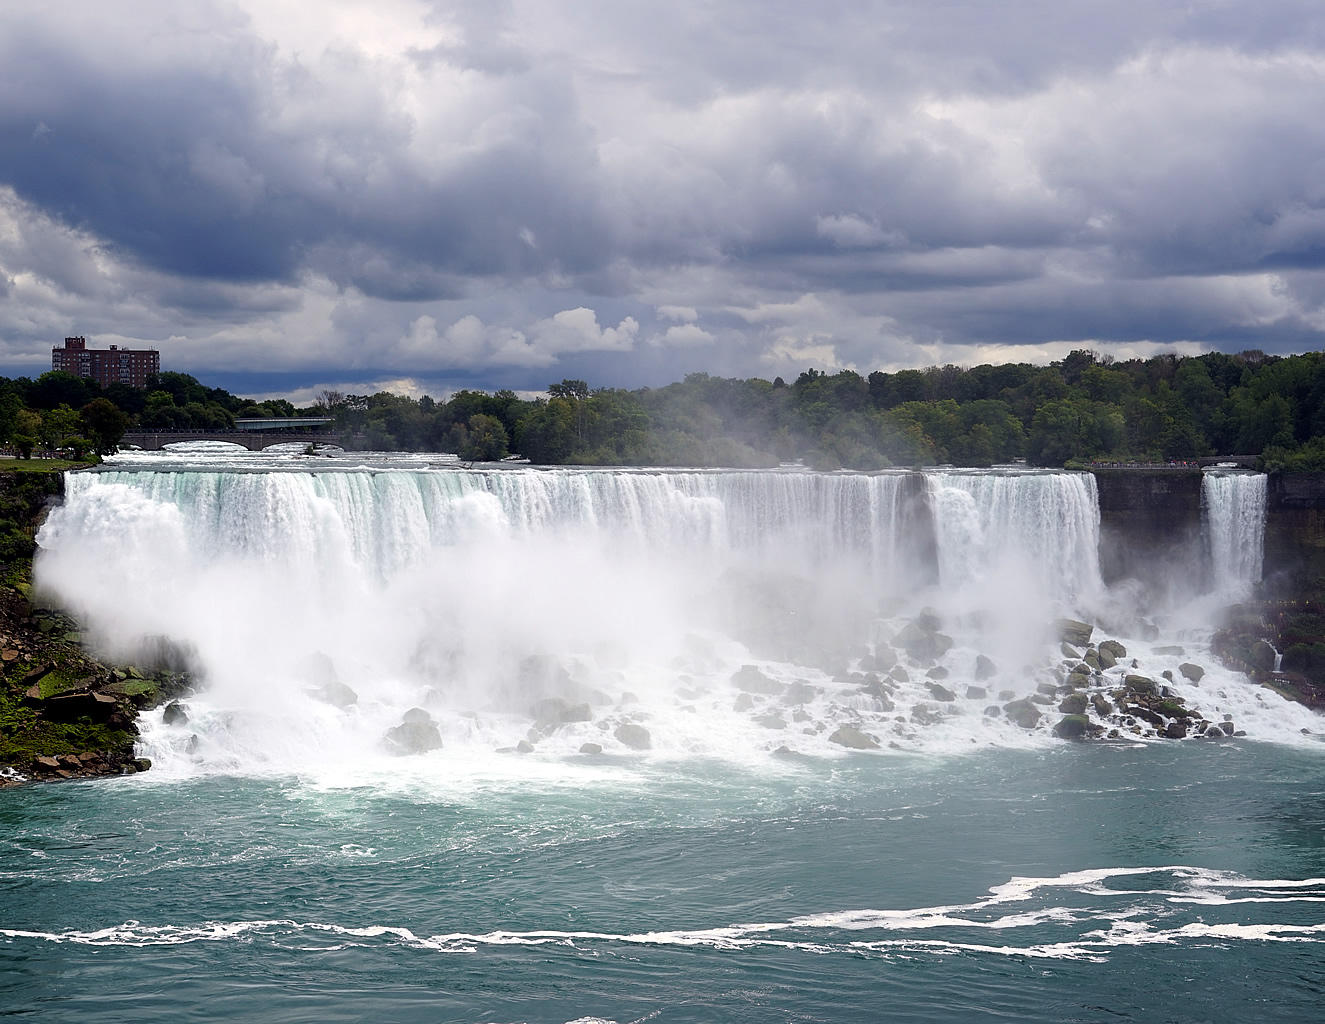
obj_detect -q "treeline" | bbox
[0,370,316,457]
[6,349,1325,468]
[324,349,1325,469]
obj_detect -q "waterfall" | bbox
[1203,472,1267,595]
[924,470,1103,607]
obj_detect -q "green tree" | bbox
[81,398,131,455]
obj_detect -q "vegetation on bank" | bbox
[315,348,1325,468]
[0,347,1323,468]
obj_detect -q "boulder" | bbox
[162,701,189,726]
[1097,648,1118,670]
[983,705,1001,717]
[385,713,442,754]
[829,725,880,750]
[998,689,1016,700]
[965,686,987,700]
[1083,650,1101,672]
[733,693,755,712]
[1092,694,1114,716]
[1179,663,1206,682]
[1248,641,1277,673]
[1003,699,1042,729]
[925,666,950,680]
[614,723,652,750]
[1058,692,1088,715]
[1056,619,1094,647]
[872,645,898,671]
[530,697,570,722]
[910,705,944,726]
[1124,675,1159,696]
[755,713,787,730]
[1098,640,1127,660]
[1163,720,1189,740]
[317,680,359,708]
[1154,645,1185,656]
[1061,642,1082,659]
[516,740,535,753]
[784,680,819,704]
[1053,715,1092,740]
[579,742,603,754]
[1037,682,1060,696]
[974,655,996,681]
[1030,694,1055,705]
[731,665,786,695]
[925,682,956,702]
[890,666,910,682]
[916,607,943,632]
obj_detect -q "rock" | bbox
[910,705,943,726]
[872,645,898,671]
[1059,692,1088,715]
[1179,663,1205,682]
[614,723,652,750]
[1248,641,1277,673]
[1097,648,1117,670]
[162,701,189,726]
[1154,645,1185,656]
[619,691,639,705]
[916,607,942,632]
[385,715,442,754]
[998,689,1015,700]
[974,655,996,681]
[1030,693,1055,705]
[925,682,956,701]
[1053,715,1092,740]
[731,665,786,695]
[1061,642,1082,659]
[516,740,535,753]
[1098,640,1127,660]
[1037,682,1060,696]
[32,755,60,772]
[733,693,755,712]
[317,680,358,708]
[561,703,592,723]
[984,705,1001,717]
[1003,699,1042,729]
[755,713,787,730]
[1056,618,1094,647]
[530,696,570,722]
[925,666,950,680]
[889,666,910,682]
[1139,621,1160,641]
[829,725,879,750]
[1163,720,1189,739]
[784,680,819,704]
[579,742,603,754]
[932,634,955,657]
[1083,650,1101,672]
[1092,694,1114,716]
[1124,675,1159,696]
[965,686,987,700]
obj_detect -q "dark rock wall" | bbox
[1091,470,1205,590]
[1264,475,1325,600]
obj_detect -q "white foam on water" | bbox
[5,867,1319,963]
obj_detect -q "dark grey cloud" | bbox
[0,0,1324,392]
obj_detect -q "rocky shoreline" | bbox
[0,468,192,788]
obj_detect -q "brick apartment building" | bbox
[52,337,160,388]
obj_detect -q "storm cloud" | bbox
[2,0,1324,394]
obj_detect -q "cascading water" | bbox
[31,457,1317,776]
[1203,471,1268,596]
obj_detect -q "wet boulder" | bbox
[784,680,819,704]
[829,725,880,750]
[974,655,996,681]
[755,713,787,730]
[871,645,898,671]
[162,701,189,726]
[1092,694,1114,716]
[731,665,786,695]
[1097,647,1118,670]
[1248,641,1277,673]
[924,682,956,701]
[925,666,950,680]
[579,742,603,754]
[1003,699,1042,729]
[1053,715,1093,740]
[385,709,442,754]
[1056,619,1094,647]
[316,680,359,708]
[1058,692,1088,715]
[733,693,755,712]
[614,723,652,750]
[965,686,987,700]
[1125,675,1159,697]
[1061,642,1082,659]
[1098,640,1127,660]
[1179,663,1206,682]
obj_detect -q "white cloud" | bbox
[656,304,698,322]
[651,323,715,347]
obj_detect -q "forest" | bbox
[4,348,1325,469]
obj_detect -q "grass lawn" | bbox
[0,458,98,472]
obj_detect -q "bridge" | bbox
[120,430,344,451]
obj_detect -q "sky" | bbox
[3,0,1325,400]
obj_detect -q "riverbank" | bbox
[0,466,187,786]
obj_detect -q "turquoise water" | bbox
[4,741,1323,1022]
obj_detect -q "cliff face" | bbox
[1091,470,1205,591]
[1263,475,1325,601]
